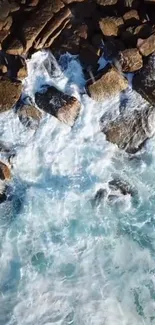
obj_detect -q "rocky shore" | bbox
[1,0,155,202]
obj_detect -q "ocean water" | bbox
[0,50,155,325]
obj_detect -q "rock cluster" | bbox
[1,0,155,205]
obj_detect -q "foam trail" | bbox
[0,51,155,325]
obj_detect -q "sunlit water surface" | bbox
[0,51,155,325]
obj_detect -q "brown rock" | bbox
[137,34,155,56]
[17,104,42,128]
[118,48,143,72]
[97,0,118,5]
[17,65,28,80]
[0,0,19,20]
[22,0,64,54]
[29,0,40,6]
[86,64,128,101]
[34,7,72,49]
[123,10,140,26]
[99,17,124,37]
[35,86,81,127]
[0,16,12,31]
[0,161,11,180]
[0,77,22,112]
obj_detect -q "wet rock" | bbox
[97,0,118,5]
[17,104,42,129]
[86,64,128,101]
[92,188,107,207]
[100,105,155,153]
[118,48,143,72]
[0,77,22,112]
[133,53,155,105]
[35,86,81,127]
[99,17,124,37]
[137,34,155,56]
[0,161,11,180]
[108,178,136,196]
[0,64,7,74]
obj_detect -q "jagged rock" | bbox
[99,17,124,37]
[137,34,155,56]
[0,161,11,180]
[17,104,42,128]
[17,62,27,80]
[35,86,81,126]
[97,0,118,5]
[34,7,72,50]
[86,64,128,101]
[100,105,155,153]
[0,77,22,112]
[133,53,155,105]
[134,24,152,39]
[118,48,143,72]
[0,15,12,31]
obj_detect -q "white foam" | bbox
[0,51,155,325]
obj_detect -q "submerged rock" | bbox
[108,178,136,196]
[86,64,128,101]
[17,104,42,129]
[35,86,81,126]
[0,77,22,112]
[100,105,155,153]
[91,188,107,207]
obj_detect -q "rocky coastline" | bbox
[1,0,155,203]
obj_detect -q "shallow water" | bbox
[1,50,155,325]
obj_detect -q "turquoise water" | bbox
[0,51,155,325]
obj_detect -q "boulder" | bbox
[100,105,155,153]
[133,53,155,105]
[86,64,128,101]
[17,104,42,129]
[118,48,143,72]
[137,34,155,56]
[0,77,22,112]
[99,17,124,37]
[0,161,11,180]
[35,86,81,127]
[124,0,140,8]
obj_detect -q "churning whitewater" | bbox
[0,50,155,325]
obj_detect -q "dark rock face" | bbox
[108,178,136,196]
[86,64,128,101]
[100,105,155,153]
[35,86,81,126]
[133,53,155,105]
